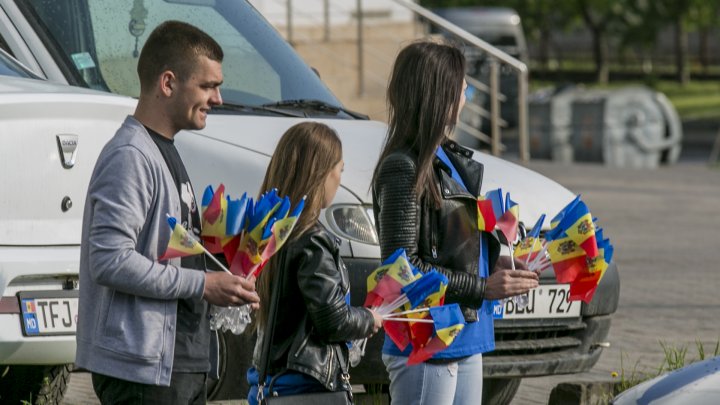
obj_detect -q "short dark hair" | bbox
[137,20,223,92]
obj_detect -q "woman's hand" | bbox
[484,269,539,300]
[368,309,383,334]
[494,255,528,271]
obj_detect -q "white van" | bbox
[0,1,618,404]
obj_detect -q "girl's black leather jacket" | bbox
[372,139,500,322]
[252,222,375,392]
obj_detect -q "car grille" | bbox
[487,318,586,356]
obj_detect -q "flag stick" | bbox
[524,238,539,267]
[201,245,232,274]
[378,295,409,316]
[389,307,431,317]
[529,257,550,272]
[166,214,232,274]
[535,262,553,273]
[507,242,516,271]
[528,242,549,271]
[383,317,434,324]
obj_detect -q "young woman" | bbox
[371,41,539,405]
[247,122,382,404]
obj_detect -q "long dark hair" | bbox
[372,41,466,208]
[256,122,342,328]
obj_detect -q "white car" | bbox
[0,1,619,403]
[612,356,720,405]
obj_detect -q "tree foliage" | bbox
[419,0,720,84]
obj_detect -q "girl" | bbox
[371,41,538,405]
[248,122,382,404]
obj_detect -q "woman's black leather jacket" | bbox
[372,139,500,322]
[252,222,375,392]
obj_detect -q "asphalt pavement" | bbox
[63,128,720,405]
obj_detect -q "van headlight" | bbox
[326,204,379,245]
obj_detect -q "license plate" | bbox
[18,290,79,336]
[493,284,580,319]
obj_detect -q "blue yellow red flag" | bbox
[401,270,448,308]
[547,236,588,283]
[407,304,465,365]
[159,216,205,260]
[496,192,519,243]
[477,196,497,232]
[364,249,421,308]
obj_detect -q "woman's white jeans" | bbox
[382,353,484,405]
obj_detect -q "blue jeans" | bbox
[382,353,483,405]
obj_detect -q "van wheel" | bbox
[483,377,521,405]
[0,364,71,404]
[207,328,255,400]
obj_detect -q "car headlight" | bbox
[326,204,379,245]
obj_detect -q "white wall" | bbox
[248,0,414,26]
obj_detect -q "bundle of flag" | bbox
[406,304,465,365]
[513,214,546,266]
[520,196,614,303]
[477,188,520,245]
[164,184,306,280]
[363,249,464,361]
[364,249,421,309]
[220,187,305,278]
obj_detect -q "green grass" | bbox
[608,339,720,400]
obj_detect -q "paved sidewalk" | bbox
[513,160,720,404]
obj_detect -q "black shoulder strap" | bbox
[258,252,285,389]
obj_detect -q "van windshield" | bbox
[17,0,340,108]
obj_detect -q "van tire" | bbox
[483,377,521,405]
[0,364,71,405]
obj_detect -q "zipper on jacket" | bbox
[326,344,335,387]
[431,208,438,259]
[293,334,310,358]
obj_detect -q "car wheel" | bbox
[207,328,255,400]
[0,364,71,405]
[483,377,521,405]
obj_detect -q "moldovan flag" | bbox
[402,270,448,308]
[159,216,205,260]
[569,240,614,302]
[496,193,519,243]
[407,304,465,365]
[229,196,283,276]
[254,197,306,277]
[568,271,602,303]
[514,214,546,263]
[559,200,598,259]
[548,195,581,235]
[200,184,227,253]
[477,196,497,232]
[484,188,505,220]
[547,236,588,284]
[364,249,421,308]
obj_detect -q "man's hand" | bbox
[484,269,539,300]
[203,272,260,308]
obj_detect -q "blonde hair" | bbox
[256,121,342,328]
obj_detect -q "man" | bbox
[76,20,258,404]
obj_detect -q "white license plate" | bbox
[493,284,580,319]
[18,291,79,336]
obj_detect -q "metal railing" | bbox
[274,0,530,161]
[390,0,529,162]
